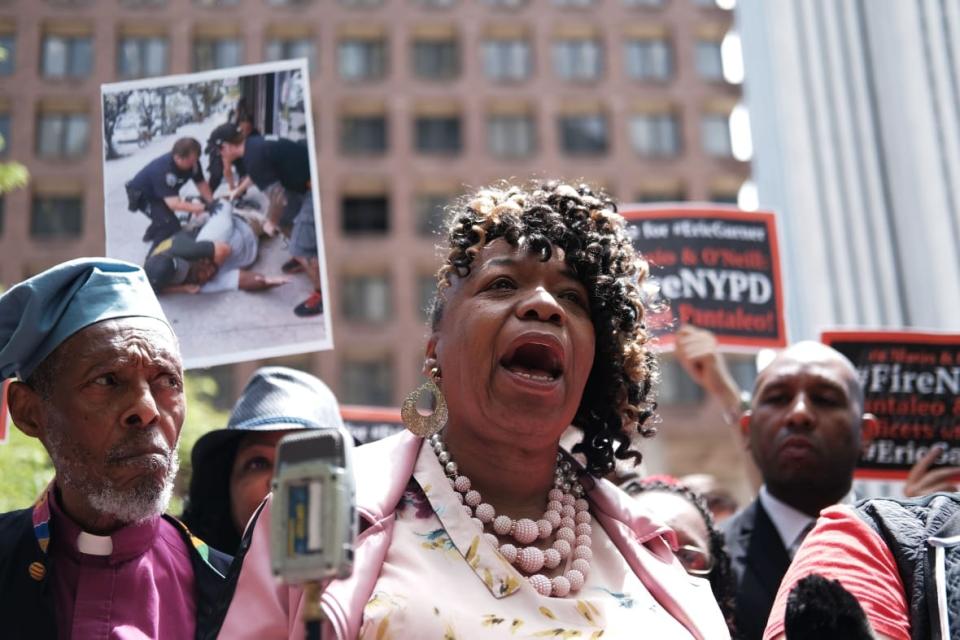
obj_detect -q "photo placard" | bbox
[101,60,332,368]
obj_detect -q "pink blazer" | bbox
[219,431,730,639]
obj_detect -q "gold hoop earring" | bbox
[401,368,448,438]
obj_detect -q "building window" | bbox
[710,190,739,204]
[559,114,608,155]
[341,357,393,406]
[31,195,83,239]
[267,0,314,5]
[339,0,384,7]
[36,112,89,158]
[487,114,536,158]
[117,37,169,79]
[342,195,389,233]
[623,0,664,6]
[481,0,528,7]
[482,39,531,81]
[0,34,15,75]
[629,112,680,156]
[695,39,724,80]
[412,39,460,80]
[414,0,457,7]
[340,115,387,154]
[194,0,240,5]
[338,39,387,80]
[341,274,391,322]
[636,186,686,202]
[0,113,10,156]
[701,113,732,157]
[193,37,243,71]
[265,38,316,71]
[417,273,437,319]
[41,35,93,79]
[120,0,168,6]
[415,192,453,236]
[624,38,672,80]
[552,39,602,81]
[415,116,461,154]
[553,0,594,6]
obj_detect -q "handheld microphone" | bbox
[270,426,356,585]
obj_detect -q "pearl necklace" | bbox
[428,433,593,597]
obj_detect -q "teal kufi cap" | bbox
[0,257,170,381]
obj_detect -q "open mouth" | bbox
[500,337,564,383]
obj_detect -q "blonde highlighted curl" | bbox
[430,180,659,476]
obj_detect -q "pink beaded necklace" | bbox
[428,433,593,597]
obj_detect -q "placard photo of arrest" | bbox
[100,59,332,368]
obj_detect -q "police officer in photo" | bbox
[126,137,214,247]
[209,123,323,317]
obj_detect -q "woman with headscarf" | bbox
[219,181,729,639]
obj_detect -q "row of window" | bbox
[0,32,726,83]
[1,108,734,160]
[392,111,728,157]
[12,181,741,243]
[106,0,726,9]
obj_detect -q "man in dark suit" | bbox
[722,341,876,640]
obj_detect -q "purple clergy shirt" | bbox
[47,489,197,639]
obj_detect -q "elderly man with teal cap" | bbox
[0,258,232,640]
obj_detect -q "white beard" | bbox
[86,448,180,524]
[47,426,180,526]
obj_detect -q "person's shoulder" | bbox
[162,514,233,578]
[721,496,760,537]
[354,431,419,470]
[856,491,960,522]
[272,136,307,156]
[151,152,173,168]
[0,508,38,566]
[0,508,34,535]
[352,431,422,518]
[854,492,960,554]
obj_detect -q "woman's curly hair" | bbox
[623,479,737,635]
[429,180,659,477]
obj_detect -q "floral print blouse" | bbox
[359,440,696,639]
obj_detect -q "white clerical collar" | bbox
[76,531,113,556]
[759,485,856,552]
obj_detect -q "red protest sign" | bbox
[621,206,787,350]
[340,405,403,444]
[822,330,960,480]
[0,379,9,444]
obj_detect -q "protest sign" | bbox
[621,206,786,349]
[101,59,332,368]
[0,380,8,444]
[341,405,403,444]
[822,330,960,480]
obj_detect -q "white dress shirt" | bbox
[758,485,856,557]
